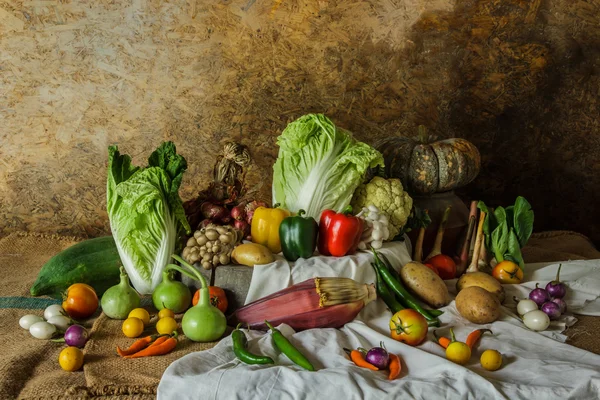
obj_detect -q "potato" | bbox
[455,286,501,324]
[231,243,275,267]
[456,272,505,303]
[399,261,450,308]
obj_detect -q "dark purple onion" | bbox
[545,264,567,299]
[551,297,567,314]
[64,324,89,348]
[365,343,389,369]
[529,283,550,307]
[541,301,561,320]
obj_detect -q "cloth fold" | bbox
[159,241,600,399]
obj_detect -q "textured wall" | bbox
[1,0,599,245]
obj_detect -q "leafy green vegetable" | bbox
[272,114,384,219]
[478,196,533,270]
[513,197,534,247]
[107,142,191,294]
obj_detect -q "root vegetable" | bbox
[456,286,500,324]
[467,210,486,273]
[425,206,456,279]
[456,201,477,276]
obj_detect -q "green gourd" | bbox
[152,270,192,314]
[30,236,121,298]
[100,267,141,319]
[170,255,226,342]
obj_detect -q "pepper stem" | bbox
[342,205,354,215]
[264,320,275,332]
[297,209,306,217]
[450,328,457,343]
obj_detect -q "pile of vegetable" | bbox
[182,223,243,270]
[514,264,568,331]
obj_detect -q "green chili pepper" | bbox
[373,248,444,320]
[279,210,319,262]
[265,320,314,371]
[372,258,439,324]
[372,263,404,314]
[232,324,274,365]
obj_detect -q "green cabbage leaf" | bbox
[107,142,190,294]
[273,114,384,219]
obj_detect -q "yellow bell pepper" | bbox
[250,206,291,254]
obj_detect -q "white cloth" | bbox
[158,241,600,400]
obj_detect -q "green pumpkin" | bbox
[377,127,481,195]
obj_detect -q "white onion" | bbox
[371,240,383,249]
[19,315,44,330]
[372,230,383,241]
[368,205,379,213]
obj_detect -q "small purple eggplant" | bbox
[364,342,390,369]
[551,297,567,314]
[529,283,550,307]
[541,301,561,320]
[545,264,567,299]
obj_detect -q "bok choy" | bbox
[107,142,191,294]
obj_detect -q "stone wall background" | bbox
[1,0,599,245]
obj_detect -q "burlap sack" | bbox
[0,233,220,399]
[1,230,599,399]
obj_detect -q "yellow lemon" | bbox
[59,346,84,372]
[156,317,178,335]
[446,342,471,365]
[480,349,503,371]
[122,317,144,338]
[158,308,175,319]
[128,308,150,326]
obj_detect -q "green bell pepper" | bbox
[279,210,318,261]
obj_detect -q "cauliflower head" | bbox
[351,177,413,239]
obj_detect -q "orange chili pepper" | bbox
[147,335,170,349]
[117,335,154,357]
[345,348,379,371]
[466,329,492,350]
[388,354,401,380]
[124,334,178,359]
[433,330,451,349]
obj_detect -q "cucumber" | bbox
[30,236,121,299]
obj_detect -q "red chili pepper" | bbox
[318,208,364,257]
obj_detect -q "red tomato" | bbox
[192,286,228,314]
[426,254,456,280]
[389,309,428,346]
[424,263,439,276]
[62,283,98,319]
[492,260,523,284]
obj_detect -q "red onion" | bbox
[201,202,228,221]
[541,301,561,320]
[551,297,567,314]
[529,283,550,307]
[230,204,246,221]
[64,324,89,348]
[365,342,389,369]
[545,264,567,299]
[234,219,250,237]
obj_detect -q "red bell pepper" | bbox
[318,208,364,257]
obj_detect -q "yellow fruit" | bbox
[480,349,503,371]
[446,342,472,365]
[59,346,84,372]
[156,316,178,335]
[128,308,150,326]
[122,317,144,338]
[158,308,175,319]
